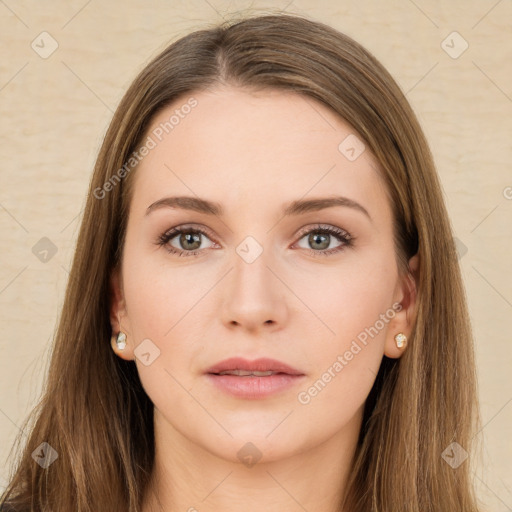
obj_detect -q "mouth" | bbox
[213,369,287,377]
[205,357,304,376]
[205,357,305,399]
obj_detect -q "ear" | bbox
[384,253,419,359]
[109,267,133,360]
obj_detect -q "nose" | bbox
[220,245,289,333]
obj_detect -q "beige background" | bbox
[0,0,511,510]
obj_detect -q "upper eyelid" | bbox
[296,224,350,237]
[162,224,216,241]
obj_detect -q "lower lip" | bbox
[206,373,305,399]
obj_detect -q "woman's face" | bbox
[111,85,416,464]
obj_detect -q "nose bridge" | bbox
[233,238,271,297]
[220,234,287,330]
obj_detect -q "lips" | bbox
[205,357,305,399]
[205,357,304,376]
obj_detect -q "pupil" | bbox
[310,233,329,250]
[181,232,201,250]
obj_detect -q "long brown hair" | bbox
[1,11,482,512]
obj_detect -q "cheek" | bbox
[291,281,395,444]
[120,256,211,421]
[289,246,398,343]
[121,243,214,339]
[292,251,397,411]
[120,246,219,403]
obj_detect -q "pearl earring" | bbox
[394,332,407,349]
[115,331,127,350]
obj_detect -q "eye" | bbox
[157,225,216,257]
[294,224,353,256]
[156,223,354,258]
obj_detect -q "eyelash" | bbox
[156,223,354,258]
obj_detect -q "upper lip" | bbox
[206,357,304,375]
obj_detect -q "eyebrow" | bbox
[146,195,371,221]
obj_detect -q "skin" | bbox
[109,85,418,512]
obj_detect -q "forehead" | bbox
[130,86,389,217]
[147,85,367,159]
